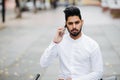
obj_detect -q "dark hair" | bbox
[64,6,82,21]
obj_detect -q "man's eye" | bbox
[75,21,80,24]
[68,23,73,25]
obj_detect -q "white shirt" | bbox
[40,33,103,80]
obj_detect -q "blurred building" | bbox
[58,0,100,6]
[81,0,100,5]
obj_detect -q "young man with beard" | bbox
[40,6,103,80]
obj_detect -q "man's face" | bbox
[66,16,83,37]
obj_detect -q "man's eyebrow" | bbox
[68,20,80,23]
[76,20,80,22]
[68,22,73,23]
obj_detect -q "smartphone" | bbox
[59,25,66,37]
[64,24,67,28]
[63,24,67,32]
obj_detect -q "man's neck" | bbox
[70,32,82,40]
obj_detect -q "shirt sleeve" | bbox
[73,46,103,80]
[40,41,58,68]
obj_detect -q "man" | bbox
[15,0,22,18]
[40,6,103,80]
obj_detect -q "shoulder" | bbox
[82,34,99,51]
[83,34,98,45]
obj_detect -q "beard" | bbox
[67,27,82,37]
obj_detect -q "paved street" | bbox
[0,6,120,80]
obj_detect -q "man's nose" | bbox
[73,23,76,28]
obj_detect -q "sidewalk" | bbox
[0,6,120,80]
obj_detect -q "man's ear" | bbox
[81,20,84,25]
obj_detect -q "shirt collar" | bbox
[67,32,84,42]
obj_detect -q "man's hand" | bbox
[53,27,65,44]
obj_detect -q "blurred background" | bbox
[0,0,120,80]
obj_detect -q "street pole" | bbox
[2,0,5,23]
